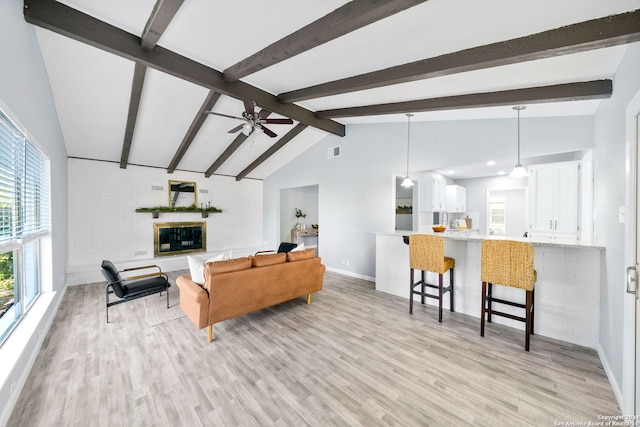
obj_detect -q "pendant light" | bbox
[509,105,528,178]
[401,113,414,187]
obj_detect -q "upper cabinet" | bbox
[446,185,466,213]
[528,161,580,240]
[418,175,446,211]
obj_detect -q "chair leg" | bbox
[166,285,170,308]
[409,268,414,314]
[421,270,425,305]
[208,325,213,343]
[525,290,532,351]
[105,285,110,323]
[438,273,443,323]
[480,281,486,337]
[449,267,455,313]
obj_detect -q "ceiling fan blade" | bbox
[205,111,244,121]
[243,100,256,117]
[228,124,244,134]
[262,118,293,125]
[260,125,277,138]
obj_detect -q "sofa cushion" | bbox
[287,248,316,262]
[206,257,252,275]
[188,254,225,285]
[251,252,286,267]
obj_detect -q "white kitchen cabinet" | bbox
[528,161,580,240]
[418,175,446,211]
[446,185,466,212]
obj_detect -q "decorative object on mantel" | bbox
[295,208,307,230]
[135,204,222,218]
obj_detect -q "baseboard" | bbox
[597,342,623,411]
[325,266,375,282]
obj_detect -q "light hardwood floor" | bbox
[8,271,618,426]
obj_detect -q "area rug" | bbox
[143,279,185,327]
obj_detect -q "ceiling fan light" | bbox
[509,164,528,178]
[241,123,253,136]
[401,176,414,187]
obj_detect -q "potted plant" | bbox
[295,208,307,230]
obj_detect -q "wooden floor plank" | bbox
[8,271,618,426]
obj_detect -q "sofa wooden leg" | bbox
[307,293,311,304]
[207,325,213,343]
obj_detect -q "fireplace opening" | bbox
[153,222,206,257]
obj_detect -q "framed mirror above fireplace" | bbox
[169,180,197,208]
[154,221,206,257]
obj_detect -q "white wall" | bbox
[67,158,264,284]
[592,42,640,412]
[0,1,69,424]
[264,116,594,279]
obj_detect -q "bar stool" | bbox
[409,234,455,322]
[480,240,537,351]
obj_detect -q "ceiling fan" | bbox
[205,100,293,138]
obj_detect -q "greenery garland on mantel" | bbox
[135,204,222,218]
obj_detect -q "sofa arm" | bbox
[176,276,209,329]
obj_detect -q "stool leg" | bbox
[438,273,443,323]
[487,282,493,323]
[525,290,532,351]
[449,267,455,313]
[409,268,414,314]
[531,288,535,335]
[480,281,487,337]
[421,270,425,305]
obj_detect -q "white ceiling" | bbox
[31,0,639,179]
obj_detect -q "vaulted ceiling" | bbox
[24,0,640,180]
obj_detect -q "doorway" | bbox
[623,89,640,416]
[486,189,527,238]
[279,185,319,248]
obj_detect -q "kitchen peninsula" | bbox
[375,231,605,348]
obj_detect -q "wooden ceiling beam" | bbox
[167,90,221,173]
[316,80,613,118]
[140,0,185,51]
[223,0,427,82]
[279,9,640,103]
[119,63,147,168]
[23,0,345,137]
[236,124,308,181]
[204,109,272,178]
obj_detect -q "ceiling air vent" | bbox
[328,145,341,159]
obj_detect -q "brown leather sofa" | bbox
[176,248,325,342]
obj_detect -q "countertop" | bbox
[376,230,605,250]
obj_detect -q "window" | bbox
[0,108,50,345]
[489,196,506,235]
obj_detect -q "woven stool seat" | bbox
[480,239,537,351]
[409,234,455,322]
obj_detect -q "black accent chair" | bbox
[101,260,171,323]
[255,242,297,255]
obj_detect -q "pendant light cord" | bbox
[405,113,413,176]
[517,107,521,164]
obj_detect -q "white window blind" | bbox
[0,110,50,246]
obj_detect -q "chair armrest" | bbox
[255,250,276,255]
[120,264,164,281]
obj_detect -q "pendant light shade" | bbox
[509,105,528,178]
[401,113,414,187]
